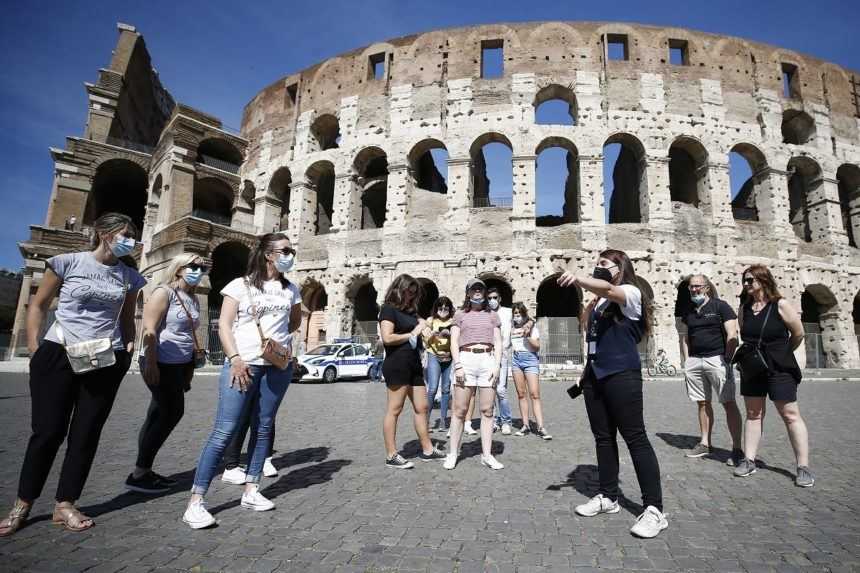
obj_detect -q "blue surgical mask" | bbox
[469,295,484,305]
[110,235,136,257]
[488,299,500,310]
[691,294,706,306]
[184,268,203,286]
[275,253,295,273]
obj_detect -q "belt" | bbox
[460,346,493,354]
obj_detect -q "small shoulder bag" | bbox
[732,303,773,380]
[56,268,128,374]
[244,277,291,370]
[172,288,208,368]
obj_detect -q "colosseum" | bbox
[11,21,860,370]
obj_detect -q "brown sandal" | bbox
[52,503,94,532]
[0,500,32,537]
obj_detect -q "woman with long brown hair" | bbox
[379,274,444,468]
[732,265,812,487]
[559,249,667,538]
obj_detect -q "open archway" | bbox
[535,137,579,226]
[196,138,242,173]
[787,157,823,243]
[837,164,860,247]
[350,280,379,344]
[84,159,149,232]
[354,147,388,229]
[536,274,583,365]
[208,241,250,312]
[781,110,816,145]
[268,167,292,232]
[193,177,234,226]
[301,279,329,352]
[801,285,838,368]
[471,133,513,208]
[668,137,708,208]
[310,114,341,151]
[604,133,647,223]
[306,161,335,235]
[729,143,768,221]
[409,139,448,194]
[534,84,577,125]
[481,275,513,308]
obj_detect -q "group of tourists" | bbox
[0,212,813,542]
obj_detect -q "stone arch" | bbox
[306,160,335,235]
[346,276,379,342]
[604,132,647,224]
[801,284,839,368]
[415,277,439,319]
[526,22,587,66]
[408,139,448,194]
[208,241,251,311]
[668,136,709,208]
[83,158,149,232]
[354,146,389,229]
[477,272,513,308]
[193,176,234,226]
[837,164,860,248]
[536,273,582,318]
[534,84,577,125]
[782,110,816,145]
[787,156,823,243]
[310,113,341,151]
[470,132,513,208]
[729,142,769,221]
[268,167,292,231]
[300,277,329,351]
[536,273,584,365]
[196,138,243,173]
[535,137,580,226]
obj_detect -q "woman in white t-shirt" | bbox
[183,233,302,529]
[509,302,551,440]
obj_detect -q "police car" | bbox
[296,340,377,383]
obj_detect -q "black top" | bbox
[378,304,420,370]
[682,298,736,358]
[740,301,801,381]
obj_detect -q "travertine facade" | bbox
[13,22,860,368]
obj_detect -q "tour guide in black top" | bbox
[558,249,667,539]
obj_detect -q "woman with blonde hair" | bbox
[125,253,207,494]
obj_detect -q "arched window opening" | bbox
[536,274,583,366]
[603,134,647,224]
[409,139,448,194]
[837,164,860,248]
[268,167,292,232]
[479,276,513,308]
[192,177,234,226]
[668,137,708,208]
[196,138,242,174]
[536,138,579,227]
[787,157,822,243]
[534,84,577,125]
[354,147,388,229]
[311,114,341,151]
[781,110,816,145]
[84,159,149,231]
[470,134,513,208]
[729,144,768,221]
[306,161,335,235]
[301,280,329,352]
[209,241,250,312]
[416,278,439,319]
[801,286,838,368]
[351,281,379,344]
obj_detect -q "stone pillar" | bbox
[578,153,607,252]
[645,155,673,225]
[254,195,282,234]
[169,162,195,222]
[384,162,410,230]
[288,180,316,241]
[9,269,34,357]
[707,161,737,258]
[325,282,349,343]
[809,177,850,247]
[331,173,359,233]
[820,309,860,368]
[445,157,472,233]
[650,274,682,368]
[511,155,536,241]
[758,168,797,259]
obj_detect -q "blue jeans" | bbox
[191,363,291,495]
[495,351,512,425]
[425,353,452,424]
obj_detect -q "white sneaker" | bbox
[464,422,478,435]
[221,466,246,485]
[263,457,278,477]
[241,485,275,511]
[575,494,621,517]
[630,506,669,538]
[501,423,512,435]
[182,499,216,529]
[480,455,504,470]
[446,427,451,438]
[443,453,458,470]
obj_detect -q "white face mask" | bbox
[437,309,450,319]
[274,252,294,273]
[488,299,500,310]
[513,316,524,326]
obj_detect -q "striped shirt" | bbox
[453,309,500,347]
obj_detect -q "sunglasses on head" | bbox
[185,263,209,273]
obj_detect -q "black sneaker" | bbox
[726,449,745,467]
[535,427,553,440]
[418,447,446,461]
[151,472,177,488]
[125,472,171,494]
[385,454,414,469]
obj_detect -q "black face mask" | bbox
[592,266,614,282]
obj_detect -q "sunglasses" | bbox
[742,277,755,285]
[185,263,209,273]
[487,295,500,300]
[687,284,707,291]
[269,247,296,256]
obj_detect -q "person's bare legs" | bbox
[525,372,544,428]
[743,396,766,461]
[512,368,529,428]
[774,400,809,466]
[696,400,714,446]
[448,385,473,456]
[723,400,743,450]
[478,387,496,457]
[406,385,434,454]
[467,393,477,428]
[383,385,409,457]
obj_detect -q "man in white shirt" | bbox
[487,288,514,434]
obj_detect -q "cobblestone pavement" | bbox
[0,372,858,573]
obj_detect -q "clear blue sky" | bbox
[1,0,857,269]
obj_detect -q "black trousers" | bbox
[135,361,194,469]
[223,393,276,470]
[582,366,663,511]
[19,341,130,503]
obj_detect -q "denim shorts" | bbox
[511,351,540,374]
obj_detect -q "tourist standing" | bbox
[380,275,445,468]
[680,274,743,465]
[126,253,206,494]
[510,302,551,440]
[559,249,668,538]
[445,278,504,471]
[422,296,455,433]
[182,233,301,529]
[733,265,813,487]
[487,288,514,435]
[0,213,145,536]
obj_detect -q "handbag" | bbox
[172,288,207,368]
[57,269,128,374]
[733,303,772,380]
[244,278,291,370]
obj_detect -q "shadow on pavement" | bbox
[655,432,733,463]
[546,464,642,517]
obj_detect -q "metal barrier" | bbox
[473,196,513,208]
[197,154,240,174]
[803,332,827,369]
[537,317,583,367]
[192,209,232,226]
[207,307,224,364]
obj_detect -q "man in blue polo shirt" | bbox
[681,274,744,466]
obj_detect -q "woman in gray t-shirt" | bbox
[0,213,145,537]
[125,252,205,495]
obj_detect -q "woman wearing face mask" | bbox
[125,253,206,494]
[421,296,455,433]
[445,278,504,471]
[183,234,302,529]
[558,250,667,539]
[733,265,812,487]
[0,213,146,536]
[509,303,551,440]
[380,275,444,469]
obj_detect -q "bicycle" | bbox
[646,349,677,377]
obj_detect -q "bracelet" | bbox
[227,353,239,362]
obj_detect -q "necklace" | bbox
[751,300,767,313]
